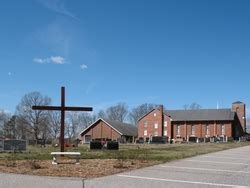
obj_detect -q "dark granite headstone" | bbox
[3,140,27,151]
[151,136,168,144]
[37,139,46,146]
[189,136,197,143]
[0,140,3,151]
[204,137,210,142]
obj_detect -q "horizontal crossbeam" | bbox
[32,106,93,111]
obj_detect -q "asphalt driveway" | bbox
[1,145,250,188]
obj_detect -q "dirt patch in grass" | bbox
[0,159,159,178]
[0,142,249,178]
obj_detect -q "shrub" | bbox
[29,160,41,170]
[107,141,119,150]
[90,141,102,150]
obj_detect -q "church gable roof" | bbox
[165,109,235,121]
[80,118,137,137]
[137,108,171,122]
[103,119,138,137]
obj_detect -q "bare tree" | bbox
[39,120,50,140]
[183,104,189,110]
[77,113,95,130]
[97,110,106,119]
[3,115,17,139]
[16,92,51,140]
[66,112,79,140]
[0,110,11,137]
[48,111,61,139]
[247,118,250,133]
[106,103,128,122]
[15,116,29,139]
[190,102,202,110]
[66,112,95,140]
[183,102,202,110]
[129,103,156,125]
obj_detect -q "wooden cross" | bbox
[32,87,93,152]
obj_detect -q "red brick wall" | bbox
[80,120,121,142]
[232,103,246,133]
[138,109,171,141]
[172,121,233,139]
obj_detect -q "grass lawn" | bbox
[0,142,249,178]
[1,142,249,161]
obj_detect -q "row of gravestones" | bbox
[0,139,27,152]
[90,140,119,150]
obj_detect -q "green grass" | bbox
[1,142,249,162]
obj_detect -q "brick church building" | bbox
[138,102,246,142]
[79,118,137,143]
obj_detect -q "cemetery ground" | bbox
[0,142,249,179]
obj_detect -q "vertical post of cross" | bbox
[61,87,65,152]
[32,86,93,153]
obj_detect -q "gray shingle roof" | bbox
[103,119,138,137]
[165,109,235,121]
[80,118,137,137]
[232,101,244,104]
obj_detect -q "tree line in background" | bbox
[0,91,202,141]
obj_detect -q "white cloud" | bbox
[51,56,65,64]
[33,58,50,64]
[80,64,88,70]
[33,56,66,65]
[37,0,78,20]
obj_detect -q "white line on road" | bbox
[160,165,250,174]
[201,156,250,160]
[223,150,250,154]
[213,153,250,157]
[117,174,248,187]
[184,159,248,165]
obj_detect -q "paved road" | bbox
[1,145,250,188]
[0,173,83,188]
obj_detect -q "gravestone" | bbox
[37,139,46,147]
[204,137,210,142]
[0,140,3,151]
[3,139,27,152]
[151,136,168,144]
[189,136,197,143]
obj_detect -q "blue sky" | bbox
[0,0,250,115]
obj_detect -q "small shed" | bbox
[79,118,137,143]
